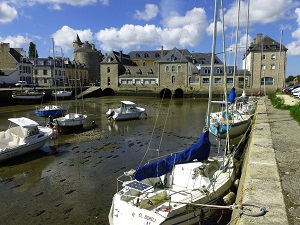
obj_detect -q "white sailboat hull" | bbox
[52,90,72,98]
[54,113,87,132]
[109,156,235,225]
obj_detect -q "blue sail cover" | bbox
[133,131,211,181]
[228,87,236,103]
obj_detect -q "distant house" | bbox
[0,43,33,84]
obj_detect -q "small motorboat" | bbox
[106,101,146,121]
[0,117,54,162]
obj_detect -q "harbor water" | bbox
[0,96,234,225]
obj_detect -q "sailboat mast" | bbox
[221,0,230,147]
[243,0,250,93]
[206,0,218,128]
[52,38,57,103]
[233,0,241,88]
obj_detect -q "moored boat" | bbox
[106,101,146,121]
[0,117,53,162]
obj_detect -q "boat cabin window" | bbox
[27,126,39,136]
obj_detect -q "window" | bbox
[107,67,110,73]
[43,78,47,83]
[228,67,233,74]
[155,53,160,58]
[227,78,233,84]
[171,55,176,61]
[172,65,175,72]
[166,66,169,72]
[178,65,182,72]
[262,54,266,60]
[271,64,275,70]
[136,53,140,58]
[143,61,146,66]
[107,77,111,85]
[202,78,209,84]
[43,70,47,75]
[171,76,175,84]
[271,54,276,60]
[216,68,221,74]
[107,57,111,62]
[204,68,209,74]
[261,64,266,70]
[144,53,149,58]
[261,77,274,85]
[214,78,221,84]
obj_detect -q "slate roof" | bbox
[248,35,288,52]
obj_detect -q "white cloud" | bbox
[52,25,93,52]
[0,35,31,48]
[134,4,159,21]
[224,0,294,27]
[95,7,208,52]
[286,8,300,55]
[0,2,18,24]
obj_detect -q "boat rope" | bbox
[137,88,173,168]
[170,201,266,217]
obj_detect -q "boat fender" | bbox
[107,111,115,119]
[222,191,236,205]
[164,172,173,188]
[214,122,220,129]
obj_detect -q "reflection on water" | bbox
[0,96,233,225]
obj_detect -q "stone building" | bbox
[0,43,32,84]
[243,33,288,93]
[72,35,103,82]
[100,33,286,97]
[100,46,238,97]
[29,57,89,87]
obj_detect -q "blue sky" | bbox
[1,0,300,76]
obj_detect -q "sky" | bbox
[1,0,300,76]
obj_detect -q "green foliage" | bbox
[269,94,300,124]
[0,69,4,76]
[286,76,294,82]
[28,42,38,58]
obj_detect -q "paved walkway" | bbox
[232,95,300,225]
[266,95,300,224]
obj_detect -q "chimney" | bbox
[119,50,123,64]
[256,33,263,44]
[161,46,164,59]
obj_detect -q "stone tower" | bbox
[72,34,103,82]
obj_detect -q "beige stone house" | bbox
[0,43,32,84]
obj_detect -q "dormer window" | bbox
[136,53,140,58]
[107,57,111,62]
[171,55,175,61]
[144,53,149,58]
[271,54,276,60]
[155,53,160,58]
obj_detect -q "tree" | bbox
[0,69,4,76]
[28,42,38,58]
[286,75,294,83]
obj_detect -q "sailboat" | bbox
[209,0,252,140]
[53,60,87,133]
[108,1,236,224]
[51,49,72,99]
[35,40,67,118]
[12,55,45,104]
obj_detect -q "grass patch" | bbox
[268,93,300,124]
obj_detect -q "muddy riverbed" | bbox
[0,96,235,224]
